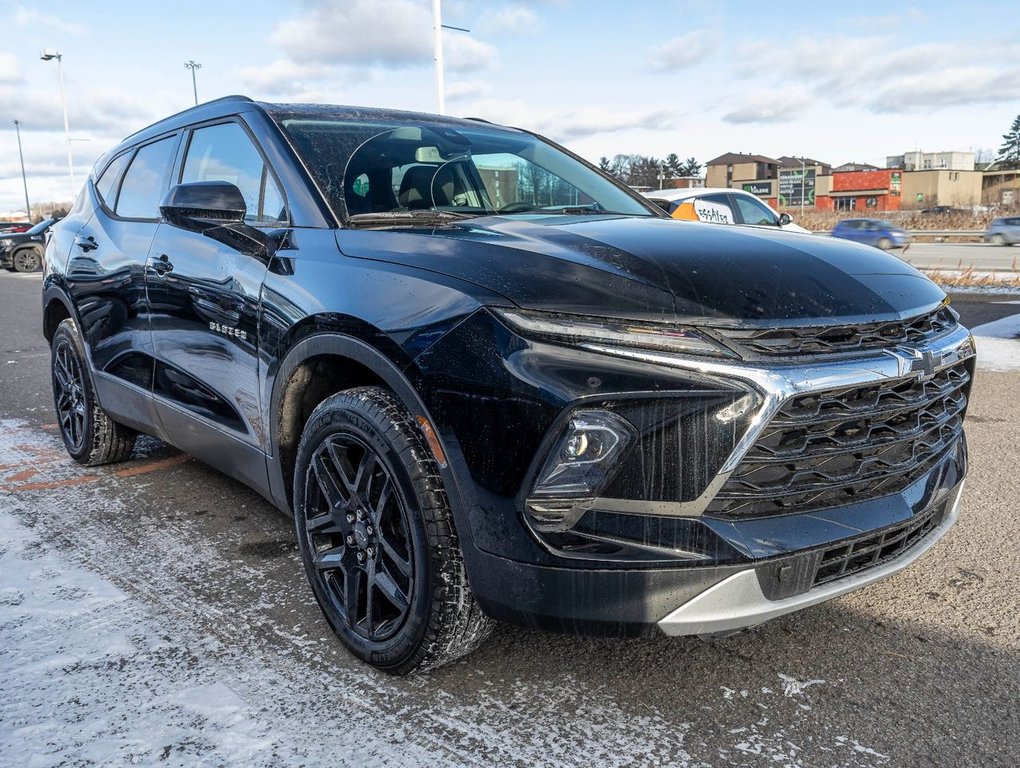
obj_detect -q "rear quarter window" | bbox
[94,152,131,209]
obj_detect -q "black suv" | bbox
[43,97,975,674]
[2,217,59,272]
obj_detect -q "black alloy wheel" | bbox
[49,319,136,465]
[302,433,415,643]
[53,338,87,454]
[13,249,41,273]
[293,387,493,674]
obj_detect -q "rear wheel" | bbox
[877,237,893,251]
[51,319,137,465]
[12,248,41,273]
[293,386,493,674]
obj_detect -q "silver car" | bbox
[985,216,1020,245]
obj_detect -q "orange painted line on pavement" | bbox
[2,475,99,492]
[113,454,191,478]
[5,468,39,483]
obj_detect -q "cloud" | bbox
[0,85,156,136]
[0,52,21,85]
[723,87,813,124]
[648,31,711,72]
[459,99,677,140]
[744,35,1020,114]
[14,6,85,37]
[480,5,538,34]
[446,80,489,101]
[272,0,497,73]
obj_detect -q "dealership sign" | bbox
[778,169,816,206]
[742,182,772,197]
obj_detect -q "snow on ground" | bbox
[0,419,890,768]
[970,311,1020,372]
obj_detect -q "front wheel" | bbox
[293,386,493,674]
[13,248,41,272]
[990,233,1007,246]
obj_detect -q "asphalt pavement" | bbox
[1,271,1019,767]
[890,242,1018,273]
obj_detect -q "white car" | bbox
[643,187,812,234]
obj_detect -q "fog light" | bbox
[531,410,636,497]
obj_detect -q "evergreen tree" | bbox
[598,157,614,175]
[997,114,1020,169]
[680,157,702,177]
[665,153,683,178]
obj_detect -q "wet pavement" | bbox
[1,271,1018,767]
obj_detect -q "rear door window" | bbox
[181,122,287,225]
[95,152,131,209]
[115,137,178,220]
[693,194,735,224]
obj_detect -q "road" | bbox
[1,271,1019,767]
[888,242,1018,273]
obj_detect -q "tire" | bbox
[293,386,493,675]
[990,234,1007,246]
[876,237,893,251]
[51,319,137,465]
[12,248,41,272]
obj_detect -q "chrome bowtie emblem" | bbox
[890,347,944,380]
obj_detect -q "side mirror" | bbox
[160,181,246,233]
[778,212,792,226]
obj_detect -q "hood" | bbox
[336,215,945,326]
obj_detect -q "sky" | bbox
[1,0,1019,214]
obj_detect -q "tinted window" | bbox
[95,152,130,208]
[116,137,177,219]
[182,122,286,225]
[734,195,776,226]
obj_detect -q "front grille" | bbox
[813,499,947,587]
[716,306,957,358]
[707,360,971,519]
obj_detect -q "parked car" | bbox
[985,216,1020,245]
[831,218,911,250]
[0,221,32,234]
[643,187,812,234]
[1,217,59,272]
[43,96,974,674]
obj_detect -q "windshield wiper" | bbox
[504,204,628,216]
[346,210,482,229]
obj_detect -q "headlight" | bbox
[0,239,12,247]
[526,409,637,530]
[494,309,736,358]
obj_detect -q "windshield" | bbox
[25,219,54,235]
[279,118,655,222]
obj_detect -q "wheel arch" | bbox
[266,331,472,551]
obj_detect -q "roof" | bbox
[705,152,779,166]
[119,95,519,150]
[778,155,829,168]
[642,187,754,201]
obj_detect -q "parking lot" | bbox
[1,270,1019,767]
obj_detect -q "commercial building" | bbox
[886,151,975,172]
[901,170,982,210]
[821,169,903,212]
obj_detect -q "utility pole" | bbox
[185,60,202,106]
[40,49,75,200]
[12,120,31,220]
[432,0,444,114]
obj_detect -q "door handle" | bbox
[74,235,98,252]
[150,253,174,275]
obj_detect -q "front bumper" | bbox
[657,481,963,636]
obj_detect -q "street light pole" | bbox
[185,60,201,106]
[432,0,445,114]
[800,157,806,214]
[12,120,31,220]
[40,49,75,200]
